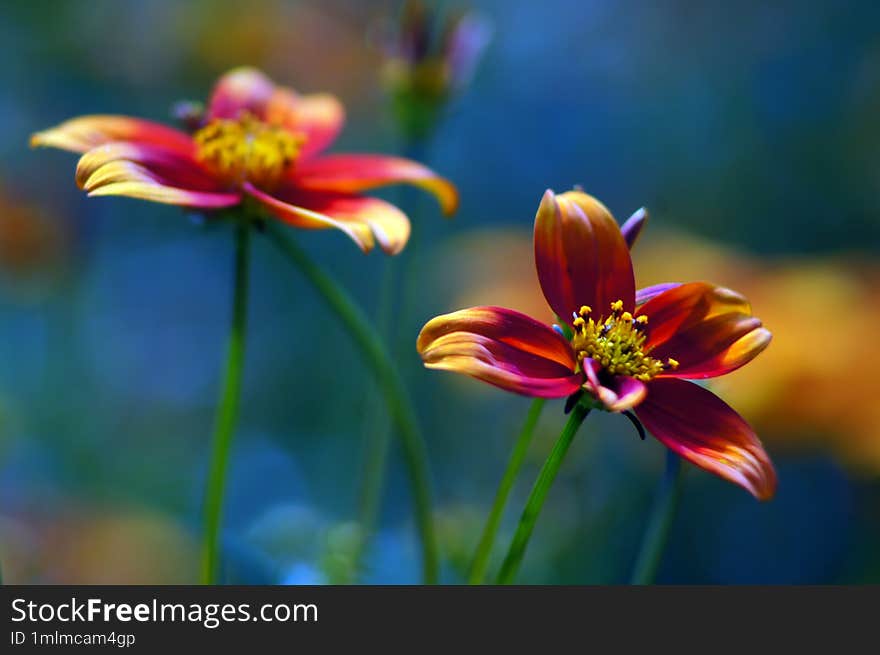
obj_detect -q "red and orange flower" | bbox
[30,67,458,255]
[417,190,777,500]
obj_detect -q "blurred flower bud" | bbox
[377,0,491,140]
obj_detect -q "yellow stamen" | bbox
[666,358,679,369]
[194,112,304,190]
[570,298,668,382]
[579,305,592,317]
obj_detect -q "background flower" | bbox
[376,0,492,139]
[32,67,457,255]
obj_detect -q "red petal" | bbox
[269,186,411,255]
[243,183,376,253]
[653,314,772,379]
[31,115,194,156]
[294,154,458,215]
[636,282,752,349]
[206,67,276,120]
[75,142,238,209]
[534,189,635,324]
[417,306,581,398]
[635,378,777,500]
[76,142,218,192]
[80,160,240,209]
[264,89,345,160]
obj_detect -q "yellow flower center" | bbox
[194,112,304,190]
[570,300,679,381]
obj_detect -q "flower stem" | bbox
[351,257,395,577]
[630,450,684,585]
[201,220,250,585]
[265,223,439,584]
[495,403,591,584]
[353,140,429,577]
[468,398,546,584]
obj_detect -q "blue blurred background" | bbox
[1,0,878,583]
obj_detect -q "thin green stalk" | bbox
[201,220,251,585]
[265,223,439,584]
[352,138,431,578]
[468,398,546,584]
[393,143,429,368]
[352,257,395,577]
[496,403,591,584]
[354,408,392,568]
[630,450,684,585]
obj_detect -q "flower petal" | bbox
[636,283,681,306]
[81,161,241,209]
[420,334,583,398]
[265,89,345,160]
[267,186,411,255]
[76,142,238,209]
[76,142,218,192]
[30,115,194,156]
[418,306,577,370]
[206,67,276,120]
[621,207,648,249]
[243,183,375,253]
[582,358,647,412]
[534,189,636,324]
[636,282,752,349]
[653,314,772,379]
[637,282,769,378]
[417,306,581,398]
[635,378,777,500]
[295,154,458,215]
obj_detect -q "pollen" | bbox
[570,299,676,381]
[194,112,304,190]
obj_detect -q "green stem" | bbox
[265,223,439,584]
[353,139,429,576]
[354,411,392,571]
[468,398,546,584]
[200,220,250,585]
[352,257,396,577]
[496,403,591,584]
[630,450,684,584]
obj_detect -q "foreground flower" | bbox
[418,190,776,499]
[31,67,458,255]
